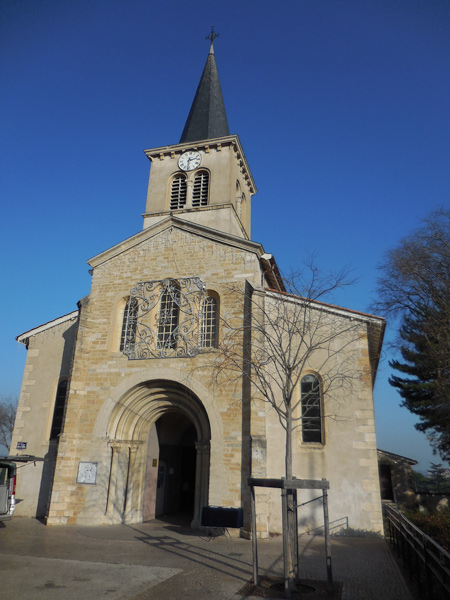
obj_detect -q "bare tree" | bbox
[207,263,374,589]
[374,209,450,321]
[0,396,17,451]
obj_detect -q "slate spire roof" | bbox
[179,39,230,143]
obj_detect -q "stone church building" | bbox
[12,41,385,535]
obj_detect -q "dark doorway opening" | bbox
[155,414,197,520]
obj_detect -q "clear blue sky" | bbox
[1,0,449,472]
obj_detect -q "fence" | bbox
[385,504,450,599]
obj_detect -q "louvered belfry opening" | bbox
[192,171,209,207]
[170,175,187,210]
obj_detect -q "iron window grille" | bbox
[122,277,206,359]
[120,298,138,351]
[158,283,180,348]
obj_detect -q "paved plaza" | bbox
[0,517,413,600]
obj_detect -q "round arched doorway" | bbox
[106,380,211,527]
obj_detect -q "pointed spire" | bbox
[179,28,230,144]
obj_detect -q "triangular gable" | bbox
[16,310,79,347]
[87,215,266,269]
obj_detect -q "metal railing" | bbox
[385,504,450,599]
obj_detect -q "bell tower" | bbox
[142,32,256,240]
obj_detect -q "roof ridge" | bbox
[265,287,385,321]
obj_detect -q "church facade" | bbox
[12,42,385,535]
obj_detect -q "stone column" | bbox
[186,178,194,207]
[192,440,210,528]
[105,441,128,524]
[123,442,142,524]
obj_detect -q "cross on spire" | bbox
[206,26,219,45]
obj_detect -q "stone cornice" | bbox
[143,134,257,195]
[142,203,249,239]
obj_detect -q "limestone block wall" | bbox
[11,317,78,517]
[260,297,383,534]
[47,226,263,525]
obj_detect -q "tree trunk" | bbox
[285,408,296,591]
[286,409,293,480]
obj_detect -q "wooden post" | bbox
[293,486,299,579]
[247,476,330,599]
[281,486,291,598]
[250,483,259,585]
[322,483,333,593]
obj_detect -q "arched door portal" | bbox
[152,414,197,518]
[106,380,211,527]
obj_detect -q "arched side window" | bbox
[240,192,247,223]
[192,171,209,207]
[201,294,218,348]
[170,174,187,210]
[120,298,138,352]
[301,374,322,443]
[158,281,180,349]
[50,379,68,440]
[235,180,242,217]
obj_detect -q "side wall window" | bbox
[192,171,209,207]
[301,374,322,443]
[120,298,138,352]
[170,174,187,210]
[50,379,68,440]
[201,294,219,348]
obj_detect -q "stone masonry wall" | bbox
[47,225,262,524]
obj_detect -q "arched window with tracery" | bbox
[50,379,68,440]
[120,298,138,352]
[201,294,218,348]
[301,374,323,443]
[170,174,187,210]
[192,171,209,207]
[158,281,180,349]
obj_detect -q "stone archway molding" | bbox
[93,366,223,442]
[101,371,220,527]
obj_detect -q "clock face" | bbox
[178,151,201,171]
